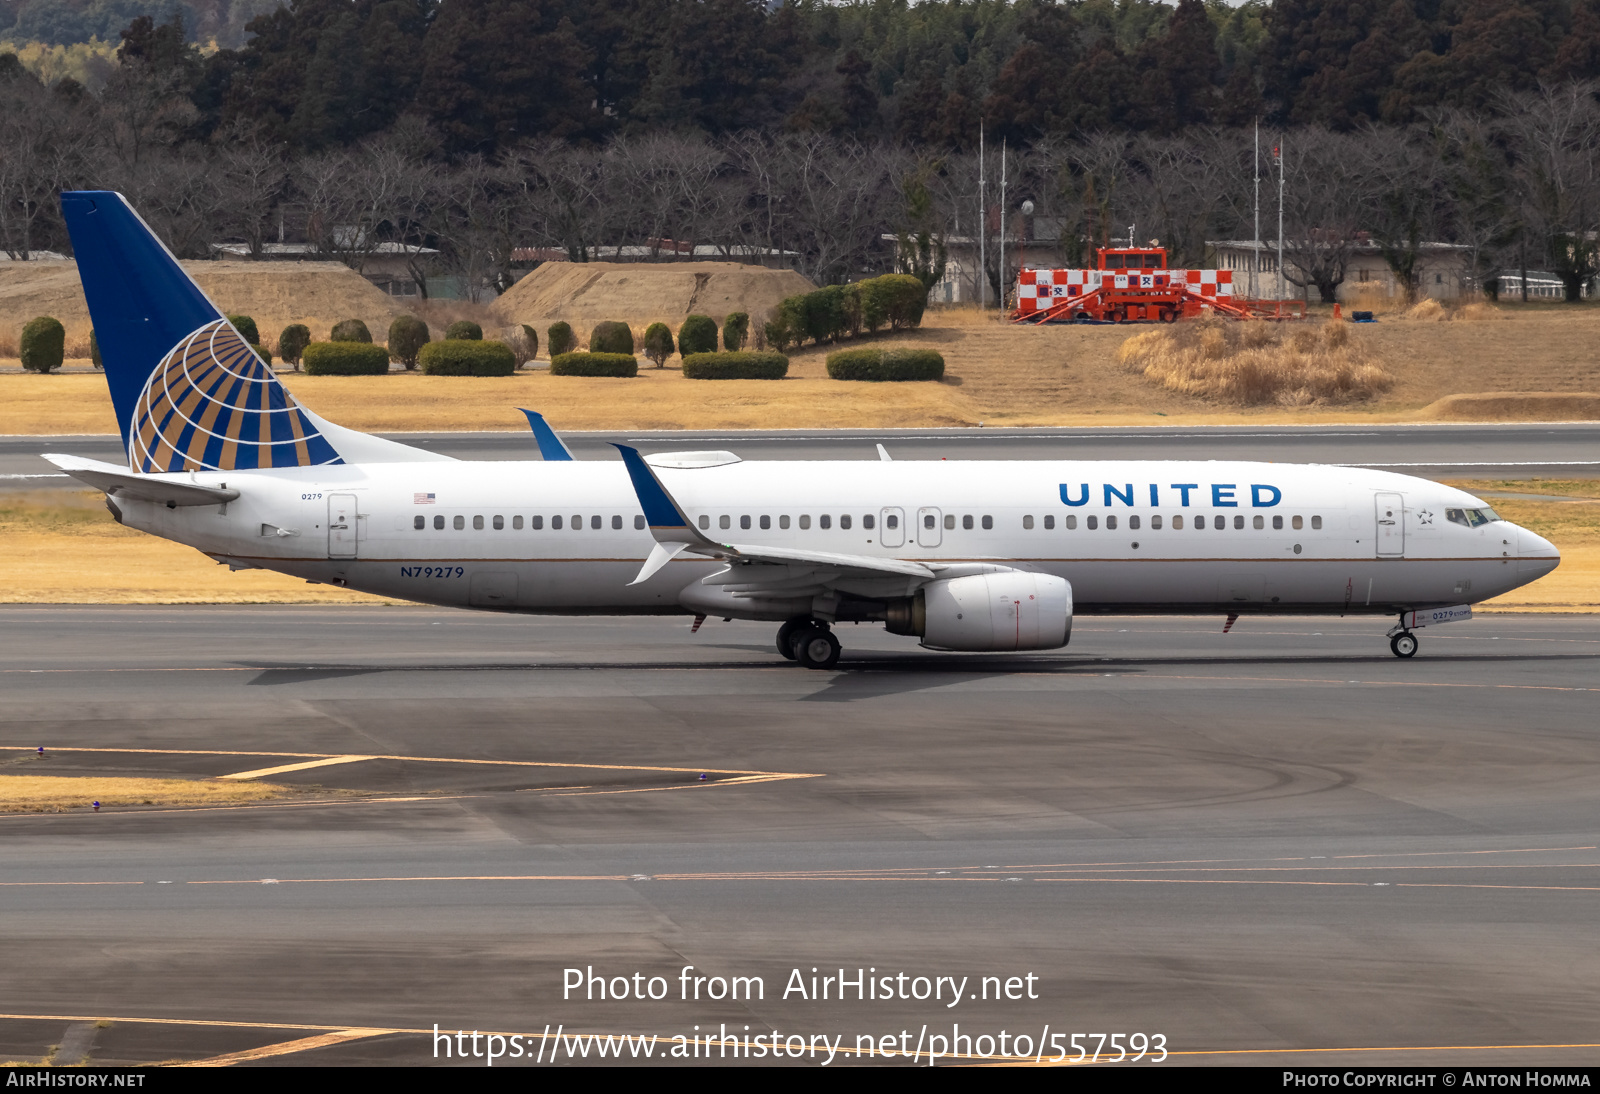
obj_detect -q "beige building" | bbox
[1206,239,1472,302]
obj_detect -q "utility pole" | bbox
[978,121,986,310]
[999,138,1008,313]
[1275,136,1285,301]
[1252,119,1260,300]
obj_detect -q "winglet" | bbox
[612,444,717,548]
[519,409,575,461]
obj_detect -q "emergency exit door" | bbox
[328,494,358,559]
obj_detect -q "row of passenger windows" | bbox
[412,511,1325,533]
[415,514,647,531]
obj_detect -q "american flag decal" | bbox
[414,492,436,504]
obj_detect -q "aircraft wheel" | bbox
[776,617,812,660]
[1390,631,1418,658]
[794,627,841,670]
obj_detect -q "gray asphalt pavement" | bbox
[3,607,1599,1067]
[5,423,1600,489]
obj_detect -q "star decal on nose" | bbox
[1417,509,1434,525]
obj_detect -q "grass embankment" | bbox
[0,491,388,604]
[7,301,1600,431]
[1,484,1594,610]
[0,771,289,812]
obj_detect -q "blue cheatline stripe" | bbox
[519,409,575,460]
[612,444,690,531]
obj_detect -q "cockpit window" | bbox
[1446,507,1500,528]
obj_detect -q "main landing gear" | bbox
[1389,630,1418,658]
[776,617,841,669]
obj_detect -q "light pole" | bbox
[1020,199,1033,275]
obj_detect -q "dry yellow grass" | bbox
[0,773,289,811]
[1116,316,1395,406]
[0,491,390,604]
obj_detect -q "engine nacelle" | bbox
[887,573,1072,652]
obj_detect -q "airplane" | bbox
[43,191,1561,669]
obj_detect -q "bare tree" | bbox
[1278,128,1369,303]
[1497,81,1600,301]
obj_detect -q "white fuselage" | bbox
[107,457,1558,620]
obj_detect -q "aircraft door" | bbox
[328,493,358,559]
[917,507,943,548]
[880,507,905,548]
[1375,492,1404,558]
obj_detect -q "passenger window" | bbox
[1195,515,1205,530]
[493,515,504,530]
[634,515,645,530]
[1107,515,1118,530]
[1215,515,1226,530]
[962,514,973,530]
[532,515,544,530]
[1292,515,1303,530]
[454,515,465,530]
[800,515,811,529]
[982,515,993,530]
[699,515,710,530]
[1023,515,1034,530]
[572,515,582,529]
[924,514,935,529]
[740,515,751,530]
[513,515,523,530]
[820,514,831,529]
[1065,515,1077,530]
[1252,515,1263,530]
[1233,515,1244,530]
[589,515,600,530]
[780,515,791,529]
[864,514,875,530]
[1087,515,1098,530]
[1272,515,1282,530]
[414,515,425,530]
[840,514,851,530]
[1151,515,1162,530]
[1044,514,1055,530]
[720,515,731,530]
[760,515,770,530]
[612,515,622,530]
[552,515,563,530]
[1172,515,1182,529]
[473,515,484,530]
[1311,515,1323,530]
[1129,515,1140,530]
[945,514,956,530]
[433,515,444,530]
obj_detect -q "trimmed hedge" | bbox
[825,347,944,381]
[304,341,390,375]
[642,322,674,368]
[227,314,259,344]
[19,316,64,373]
[388,315,430,369]
[419,339,516,376]
[722,311,749,351]
[278,324,311,368]
[550,351,638,377]
[547,321,576,357]
[682,351,788,380]
[330,319,372,343]
[445,319,482,340]
[678,313,717,356]
[589,321,634,354]
[773,273,931,349]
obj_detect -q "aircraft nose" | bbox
[1514,524,1560,574]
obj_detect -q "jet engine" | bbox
[886,572,1072,651]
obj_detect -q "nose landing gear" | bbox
[1388,630,1418,658]
[776,616,841,669]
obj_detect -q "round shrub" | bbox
[722,311,749,351]
[514,324,538,363]
[825,347,944,381]
[762,310,794,353]
[445,319,482,340]
[550,352,638,377]
[90,329,101,369]
[249,343,272,364]
[278,324,311,369]
[589,321,634,354]
[20,316,65,373]
[419,339,517,376]
[864,273,929,330]
[303,341,390,375]
[682,351,788,380]
[330,319,372,343]
[388,315,431,369]
[678,314,717,356]
[227,314,259,344]
[642,322,674,368]
[547,321,576,357]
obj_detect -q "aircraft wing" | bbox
[612,443,938,588]
[42,454,241,506]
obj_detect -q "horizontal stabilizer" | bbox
[42,454,240,506]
